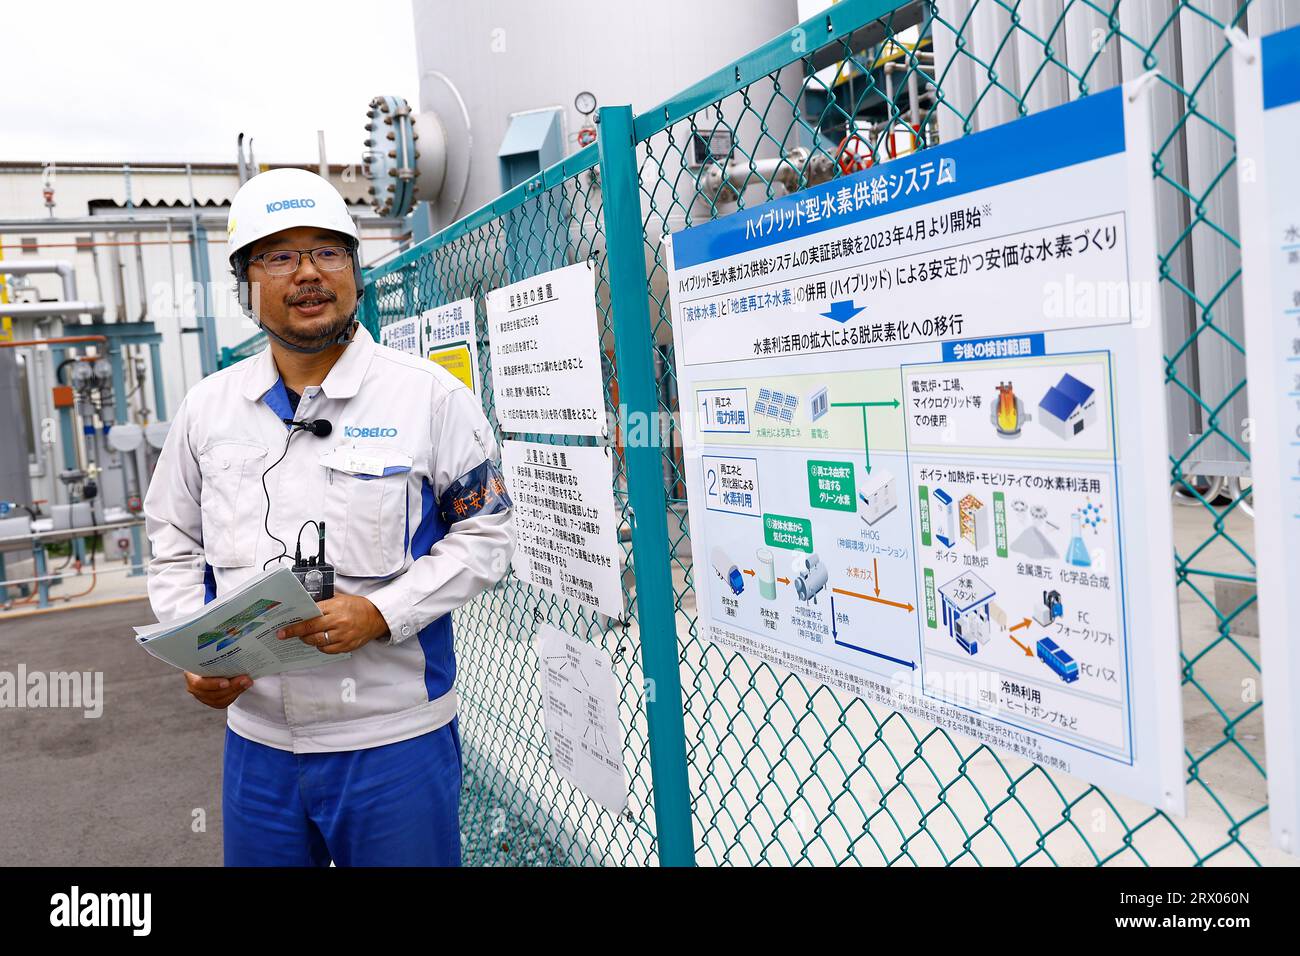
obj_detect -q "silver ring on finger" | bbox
[320,630,329,648]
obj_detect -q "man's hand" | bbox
[185,672,253,709]
[276,592,390,654]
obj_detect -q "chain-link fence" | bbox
[365,151,669,866]
[363,0,1295,866]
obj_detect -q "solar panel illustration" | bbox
[753,386,798,422]
[779,393,797,423]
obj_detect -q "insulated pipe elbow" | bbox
[0,259,79,301]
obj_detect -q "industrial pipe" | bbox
[0,301,105,320]
[0,334,107,348]
[12,236,389,250]
[698,148,837,201]
[0,259,79,301]
[0,213,408,234]
[0,164,235,175]
[107,237,127,322]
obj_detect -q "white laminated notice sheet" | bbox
[485,261,607,436]
[667,83,1185,812]
[535,622,628,814]
[418,295,480,392]
[420,297,481,396]
[379,314,421,356]
[502,439,625,618]
[1231,22,1300,856]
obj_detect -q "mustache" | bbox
[286,286,338,306]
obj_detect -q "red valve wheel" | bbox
[836,132,874,175]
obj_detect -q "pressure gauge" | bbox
[70,362,94,389]
[574,91,597,116]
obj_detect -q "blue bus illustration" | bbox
[1036,636,1080,683]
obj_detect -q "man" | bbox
[144,167,514,866]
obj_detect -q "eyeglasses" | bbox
[249,245,351,276]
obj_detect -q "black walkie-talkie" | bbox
[292,521,335,600]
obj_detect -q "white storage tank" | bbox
[376,0,802,231]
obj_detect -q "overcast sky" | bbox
[2,0,420,165]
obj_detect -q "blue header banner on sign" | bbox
[670,86,1127,270]
[942,333,1046,363]
[1262,23,1300,111]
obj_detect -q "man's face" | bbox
[247,225,358,351]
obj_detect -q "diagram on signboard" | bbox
[907,350,1127,754]
[697,367,922,675]
[691,349,1129,757]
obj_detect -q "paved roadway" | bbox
[0,599,226,865]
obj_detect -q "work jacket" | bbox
[143,325,514,752]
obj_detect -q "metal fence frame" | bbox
[360,0,1288,866]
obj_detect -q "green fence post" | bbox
[597,104,696,867]
[359,277,381,338]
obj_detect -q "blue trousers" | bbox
[222,719,462,866]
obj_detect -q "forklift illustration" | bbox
[1032,589,1063,627]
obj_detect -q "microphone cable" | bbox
[259,418,333,571]
[261,428,298,570]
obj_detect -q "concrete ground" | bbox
[0,598,225,866]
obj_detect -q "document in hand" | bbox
[133,567,350,678]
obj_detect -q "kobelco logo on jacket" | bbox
[143,326,515,753]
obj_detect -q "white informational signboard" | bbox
[420,298,481,396]
[485,262,607,436]
[667,84,1185,812]
[378,314,421,355]
[502,439,625,619]
[535,622,629,813]
[1232,22,1300,855]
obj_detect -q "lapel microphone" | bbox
[284,418,333,437]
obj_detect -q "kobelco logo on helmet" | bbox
[266,197,318,214]
[228,170,358,260]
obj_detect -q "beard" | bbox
[261,284,356,351]
[270,309,356,350]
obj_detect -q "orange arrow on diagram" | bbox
[1009,634,1034,657]
[776,576,790,585]
[742,569,755,576]
[1009,618,1031,632]
[873,558,880,597]
[831,587,914,613]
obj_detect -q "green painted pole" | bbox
[596,104,696,867]
[148,341,167,419]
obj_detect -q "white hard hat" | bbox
[227,167,359,259]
